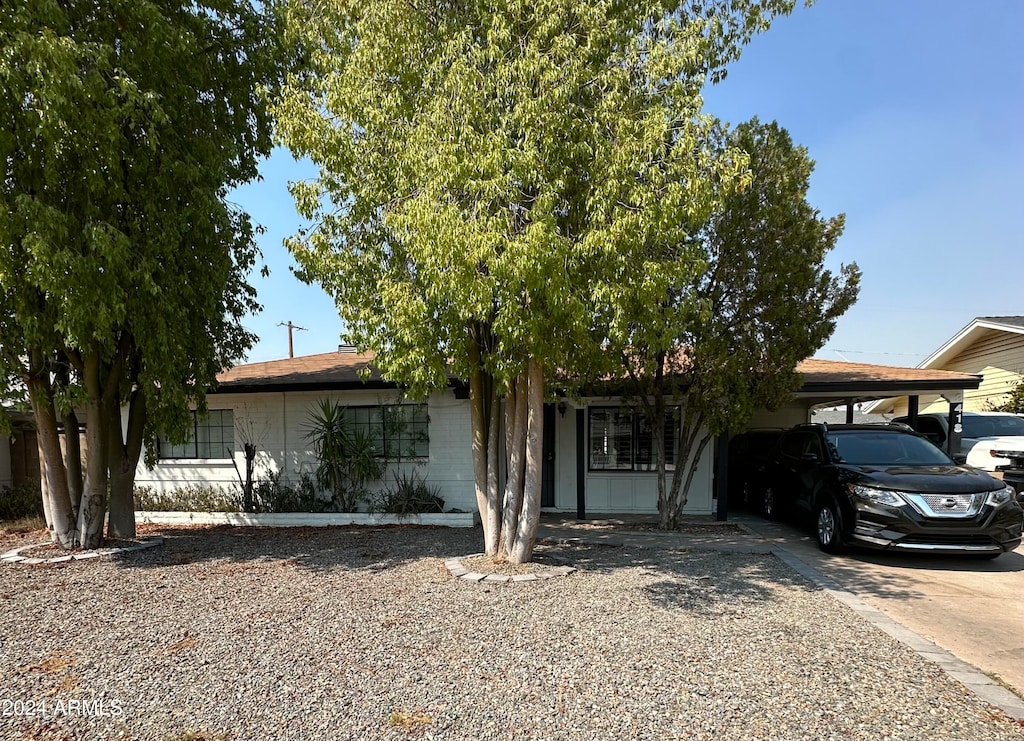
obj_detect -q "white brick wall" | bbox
[133,388,478,512]
[134,390,719,515]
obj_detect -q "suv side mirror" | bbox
[952,453,968,465]
[800,451,820,463]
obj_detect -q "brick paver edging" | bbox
[444,553,576,583]
[1,536,164,566]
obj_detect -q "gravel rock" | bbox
[1,525,1022,741]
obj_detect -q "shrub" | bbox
[373,470,444,516]
[0,482,44,521]
[251,471,333,514]
[133,484,239,512]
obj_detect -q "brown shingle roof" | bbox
[213,352,981,395]
[216,351,388,392]
[796,358,980,392]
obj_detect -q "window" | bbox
[589,407,678,471]
[158,410,234,460]
[346,404,429,458]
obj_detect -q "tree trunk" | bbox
[27,373,77,548]
[508,359,544,564]
[107,388,145,539]
[468,333,500,555]
[667,403,706,527]
[499,373,527,557]
[78,353,108,549]
[63,408,83,512]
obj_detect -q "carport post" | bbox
[907,395,919,424]
[946,403,964,456]
[845,399,854,423]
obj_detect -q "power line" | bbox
[824,348,925,358]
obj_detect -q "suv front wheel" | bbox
[815,497,846,554]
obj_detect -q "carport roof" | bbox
[795,358,980,394]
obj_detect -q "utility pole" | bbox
[278,321,307,358]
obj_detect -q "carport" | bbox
[715,359,983,519]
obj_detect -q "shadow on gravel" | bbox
[115,525,482,574]
[554,543,814,613]
[112,526,810,615]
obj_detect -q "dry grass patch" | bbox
[388,708,432,735]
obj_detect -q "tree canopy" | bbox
[275,0,802,558]
[613,119,860,527]
[0,0,281,547]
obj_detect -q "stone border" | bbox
[1,536,164,567]
[136,510,479,528]
[444,553,576,583]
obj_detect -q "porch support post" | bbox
[941,391,964,456]
[575,408,586,520]
[845,398,855,424]
[715,431,729,522]
[907,395,919,424]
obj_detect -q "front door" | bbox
[542,403,556,507]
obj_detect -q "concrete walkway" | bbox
[536,512,1024,721]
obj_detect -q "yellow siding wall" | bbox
[880,329,1024,415]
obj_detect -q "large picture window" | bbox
[158,410,234,460]
[346,404,429,459]
[589,407,678,471]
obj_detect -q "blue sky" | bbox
[231,0,1023,367]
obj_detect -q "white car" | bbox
[894,411,1024,492]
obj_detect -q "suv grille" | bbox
[902,492,984,519]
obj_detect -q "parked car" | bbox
[727,428,783,513]
[893,411,1024,495]
[761,423,1023,557]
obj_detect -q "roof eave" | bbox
[920,317,1024,369]
[799,377,981,396]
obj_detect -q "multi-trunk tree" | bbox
[0,0,281,548]
[275,0,798,561]
[610,119,860,528]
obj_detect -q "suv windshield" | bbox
[962,415,1024,438]
[827,430,954,466]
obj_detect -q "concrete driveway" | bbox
[737,514,1024,698]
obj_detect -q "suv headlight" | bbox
[985,485,1016,507]
[849,484,906,507]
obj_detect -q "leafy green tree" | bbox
[991,376,1024,413]
[612,119,860,528]
[275,0,798,560]
[0,0,281,548]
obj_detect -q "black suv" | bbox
[763,423,1023,557]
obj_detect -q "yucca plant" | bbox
[304,399,384,512]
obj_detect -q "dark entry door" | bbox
[542,403,556,507]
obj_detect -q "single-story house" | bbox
[132,348,983,518]
[868,316,1024,415]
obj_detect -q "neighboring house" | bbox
[134,348,982,517]
[869,316,1024,415]
[809,409,891,426]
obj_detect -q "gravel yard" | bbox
[2,526,1023,741]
